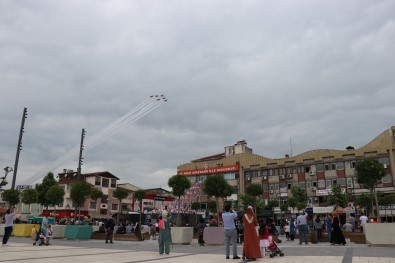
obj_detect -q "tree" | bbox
[290,185,308,210]
[245,183,263,215]
[2,189,20,207]
[21,188,38,213]
[168,174,191,224]
[45,184,65,221]
[355,159,386,217]
[207,200,217,214]
[327,183,348,208]
[35,172,57,210]
[287,196,298,213]
[203,174,233,218]
[90,188,103,218]
[191,202,200,211]
[268,199,279,210]
[134,189,147,224]
[355,194,373,215]
[70,181,92,219]
[239,193,264,215]
[113,187,129,223]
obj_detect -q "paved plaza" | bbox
[1,236,395,263]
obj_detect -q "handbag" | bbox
[158,219,164,229]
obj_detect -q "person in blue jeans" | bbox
[222,204,240,259]
[326,215,332,241]
[297,210,308,245]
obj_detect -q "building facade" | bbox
[177,127,395,216]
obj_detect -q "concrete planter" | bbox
[170,227,193,245]
[13,224,39,237]
[203,227,224,245]
[51,225,67,239]
[65,225,93,240]
[0,224,4,236]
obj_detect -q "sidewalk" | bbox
[0,236,394,263]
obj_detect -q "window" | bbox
[287,183,292,190]
[337,178,346,186]
[233,186,238,194]
[111,204,118,211]
[298,182,306,189]
[312,181,317,187]
[306,181,311,189]
[263,184,269,191]
[316,164,324,172]
[224,173,235,180]
[324,164,330,171]
[326,180,332,188]
[331,163,336,170]
[297,166,304,173]
[95,176,101,186]
[102,178,109,188]
[252,170,260,178]
[275,184,279,190]
[89,201,97,210]
[269,184,274,191]
[336,162,345,170]
[382,174,392,183]
[188,176,196,183]
[332,179,337,185]
[245,171,251,179]
[379,157,390,165]
[318,180,325,188]
[111,179,116,188]
[305,166,310,173]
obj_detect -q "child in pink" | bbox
[258,223,270,257]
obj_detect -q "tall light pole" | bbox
[77,128,85,181]
[12,108,27,189]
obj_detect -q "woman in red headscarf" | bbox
[242,206,261,261]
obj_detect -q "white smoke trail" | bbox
[23,96,166,185]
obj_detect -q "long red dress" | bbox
[243,209,262,260]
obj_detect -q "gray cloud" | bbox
[1,0,394,189]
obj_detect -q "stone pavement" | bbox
[1,236,395,263]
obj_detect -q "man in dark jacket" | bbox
[105,216,115,244]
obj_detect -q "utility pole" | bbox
[12,108,27,189]
[77,128,85,181]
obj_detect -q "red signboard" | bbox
[177,164,239,176]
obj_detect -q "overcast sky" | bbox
[1,0,394,190]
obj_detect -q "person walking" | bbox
[326,215,332,241]
[105,216,115,244]
[297,210,308,245]
[197,217,206,246]
[313,215,323,242]
[330,216,346,245]
[41,215,49,245]
[158,206,172,255]
[242,206,261,261]
[2,206,17,245]
[289,218,295,241]
[222,204,240,260]
[348,214,356,232]
[258,222,270,257]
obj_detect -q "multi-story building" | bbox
[177,127,395,216]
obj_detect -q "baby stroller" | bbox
[267,237,284,258]
[32,226,46,246]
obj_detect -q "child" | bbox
[284,222,290,241]
[258,223,270,257]
[150,224,156,240]
[46,225,53,245]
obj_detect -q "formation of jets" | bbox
[150,95,168,102]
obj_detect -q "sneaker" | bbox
[233,256,240,259]
[226,256,229,259]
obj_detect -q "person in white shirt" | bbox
[2,206,18,245]
[359,213,368,232]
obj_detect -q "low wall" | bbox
[51,225,66,239]
[0,224,4,236]
[203,227,224,245]
[65,225,93,240]
[13,224,39,237]
[365,224,395,246]
[171,227,193,245]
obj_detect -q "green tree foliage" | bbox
[280,203,289,215]
[134,189,147,223]
[168,174,192,224]
[113,187,129,222]
[245,183,263,215]
[290,185,308,210]
[355,194,373,215]
[287,196,298,212]
[268,199,279,209]
[90,188,103,200]
[379,194,395,206]
[70,181,92,209]
[239,193,264,215]
[191,202,200,211]
[35,172,57,209]
[207,200,217,214]
[21,188,38,212]
[355,159,386,216]
[203,174,233,217]
[2,188,20,207]
[46,184,65,221]
[327,183,348,208]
